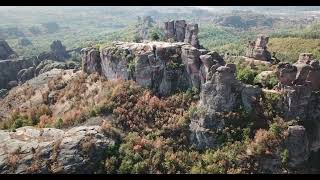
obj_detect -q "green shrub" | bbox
[281,149,289,164]
[236,67,258,85]
[54,118,63,129]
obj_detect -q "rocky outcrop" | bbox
[0,40,17,60]
[17,67,35,84]
[184,24,200,48]
[164,20,200,48]
[190,63,261,150]
[286,125,310,168]
[270,54,320,167]
[245,35,271,61]
[35,60,68,76]
[50,40,70,61]
[36,41,70,62]
[0,126,115,174]
[81,47,101,75]
[0,57,35,89]
[83,42,217,96]
[274,53,320,120]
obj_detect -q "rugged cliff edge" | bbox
[82,41,219,96]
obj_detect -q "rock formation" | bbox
[17,67,35,84]
[286,125,310,168]
[245,35,272,61]
[189,63,261,150]
[81,47,102,75]
[164,20,200,48]
[82,41,218,96]
[0,126,115,174]
[50,40,70,61]
[0,40,17,60]
[0,57,35,89]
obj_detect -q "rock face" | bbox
[275,53,320,119]
[184,24,200,48]
[189,63,261,149]
[81,47,102,75]
[0,57,35,89]
[164,20,200,48]
[272,54,320,167]
[83,41,218,96]
[0,40,17,60]
[286,125,310,168]
[35,60,68,76]
[0,126,115,174]
[17,67,35,84]
[245,35,271,61]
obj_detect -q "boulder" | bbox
[276,63,297,86]
[297,53,314,64]
[0,126,115,174]
[17,67,35,84]
[35,60,68,76]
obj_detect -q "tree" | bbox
[150,32,160,41]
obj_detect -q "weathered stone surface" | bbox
[0,126,115,174]
[199,51,225,84]
[81,47,102,75]
[35,60,68,76]
[190,63,261,150]
[0,57,35,89]
[184,24,200,48]
[95,42,214,96]
[164,21,176,41]
[164,20,200,48]
[0,40,17,60]
[17,67,35,84]
[281,85,312,120]
[276,63,297,86]
[245,35,271,61]
[175,20,186,42]
[286,125,310,168]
